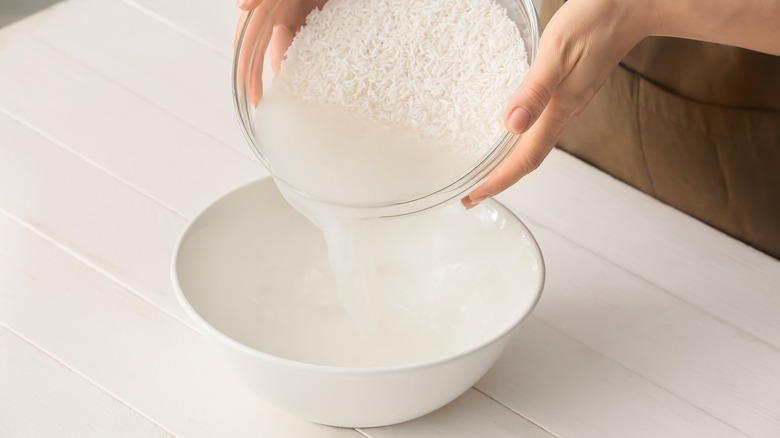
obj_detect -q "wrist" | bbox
[610,0,660,47]
[649,0,694,38]
[647,0,777,52]
[602,0,662,45]
[645,0,666,36]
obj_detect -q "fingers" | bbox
[270,0,328,73]
[234,11,252,104]
[503,34,570,134]
[461,103,568,208]
[237,0,264,11]
[234,11,248,50]
[461,28,579,208]
[270,25,295,74]
[248,24,273,106]
[236,0,285,107]
[236,11,269,107]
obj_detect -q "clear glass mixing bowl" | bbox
[233,0,539,218]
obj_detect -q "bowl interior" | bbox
[174,178,544,370]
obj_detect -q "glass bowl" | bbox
[233,0,540,218]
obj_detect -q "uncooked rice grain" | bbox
[277,0,529,159]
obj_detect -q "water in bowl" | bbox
[188,189,536,368]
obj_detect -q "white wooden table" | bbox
[1,1,779,436]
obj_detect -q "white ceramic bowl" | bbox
[172,178,544,427]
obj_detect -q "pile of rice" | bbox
[277,0,529,159]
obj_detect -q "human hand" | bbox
[235,0,327,106]
[462,0,661,208]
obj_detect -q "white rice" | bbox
[276,0,529,159]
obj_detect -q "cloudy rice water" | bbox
[252,0,532,359]
[256,0,529,205]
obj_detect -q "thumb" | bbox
[503,43,567,134]
[460,44,571,207]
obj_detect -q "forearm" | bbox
[652,0,780,55]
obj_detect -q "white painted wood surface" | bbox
[0,326,171,437]
[1,0,778,436]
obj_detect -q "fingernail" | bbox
[237,0,246,7]
[466,195,489,210]
[507,107,530,133]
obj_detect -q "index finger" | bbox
[462,103,568,208]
